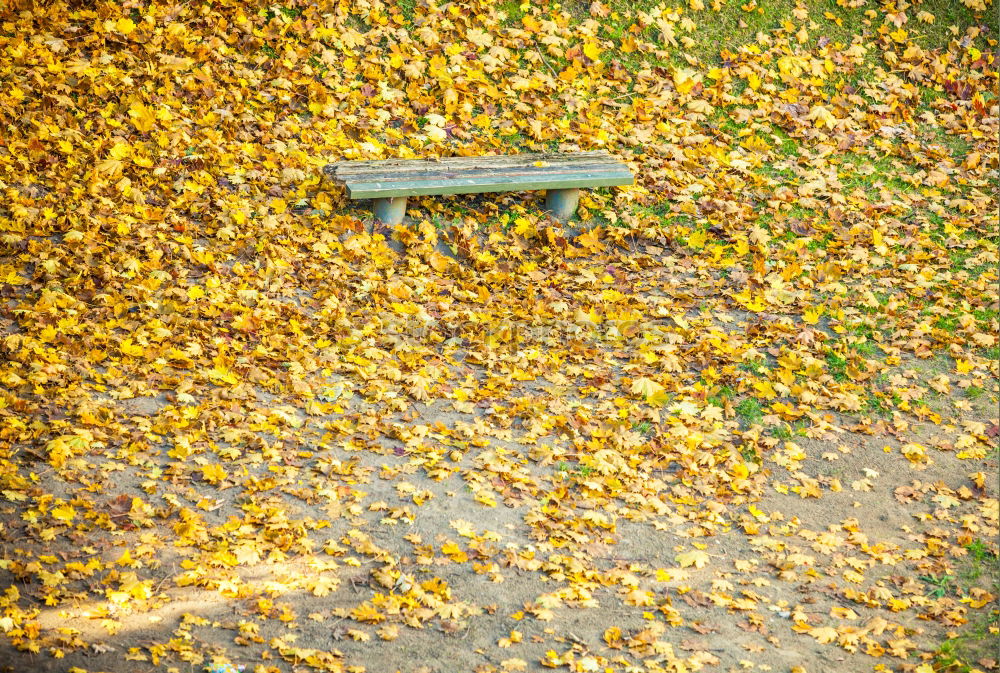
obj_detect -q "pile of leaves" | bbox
[0,0,996,672]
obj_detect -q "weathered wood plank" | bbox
[328,149,612,168]
[338,163,628,186]
[325,151,634,204]
[347,168,632,199]
[325,151,621,178]
[331,162,624,182]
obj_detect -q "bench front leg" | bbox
[373,196,407,225]
[545,188,580,221]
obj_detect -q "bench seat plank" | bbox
[327,150,618,177]
[323,151,632,222]
[344,167,633,199]
[332,160,627,183]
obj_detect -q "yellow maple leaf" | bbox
[802,306,823,325]
[474,491,497,507]
[116,17,136,35]
[583,42,602,61]
[830,606,859,620]
[513,217,535,237]
[442,541,468,562]
[672,68,701,95]
[900,443,928,465]
[753,380,777,400]
[675,550,709,569]
[347,629,370,642]
[350,602,385,624]
[809,626,838,644]
[46,434,90,469]
[807,104,836,129]
[97,158,124,176]
[310,575,338,597]
[128,102,156,133]
[872,228,885,250]
[109,142,132,160]
[51,503,76,522]
[201,464,227,484]
[631,377,664,400]
[120,339,144,357]
[576,228,603,251]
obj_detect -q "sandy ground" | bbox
[1,355,995,673]
[0,226,996,673]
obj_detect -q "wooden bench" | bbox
[323,151,633,225]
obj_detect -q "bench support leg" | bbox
[545,188,580,221]
[373,196,407,225]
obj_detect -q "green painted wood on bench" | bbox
[324,151,633,223]
[344,167,633,199]
[325,150,617,178]
[335,161,627,184]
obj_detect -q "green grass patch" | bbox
[553,0,971,68]
[769,420,808,439]
[934,315,960,333]
[397,0,416,23]
[768,126,800,157]
[919,573,956,599]
[825,351,848,382]
[739,443,761,463]
[739,357,767,376]
[632,420,654,437]
[907,0,989,50]
[933,538,1000,672]
[806,232,835,252]
[498,1,525,25]
[962,539,999,583]
[735,397,764,426]
[708,385,736,408]
[262,5,301,21]
[859,293,891,315]
[924,124,975,161]
[965,386,984,400]
[675,0,854,65]
[864,391,893,418]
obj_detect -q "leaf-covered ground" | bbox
[0,0,997,672]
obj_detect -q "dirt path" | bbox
[1,265,995,673]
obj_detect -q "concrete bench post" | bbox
[545,188,580,221]
[373,196,407,225]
